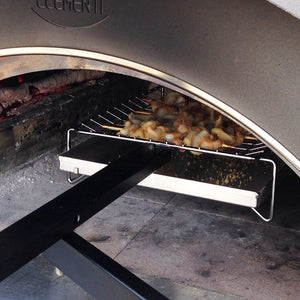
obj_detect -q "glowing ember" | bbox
[18,76,24,83]
[29,85,68,98]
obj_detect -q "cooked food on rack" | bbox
[118,92,247,151]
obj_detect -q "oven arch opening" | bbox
[0,47,299,176]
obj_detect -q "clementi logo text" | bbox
[35,0,102,14]
[32,0,108,27]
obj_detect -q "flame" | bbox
[18,76,24,83]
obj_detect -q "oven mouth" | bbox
[0,47,299,177]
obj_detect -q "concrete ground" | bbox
[0,151,299,300]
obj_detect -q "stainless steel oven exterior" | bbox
[0,0,299,176]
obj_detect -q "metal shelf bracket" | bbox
[251,158,276,222]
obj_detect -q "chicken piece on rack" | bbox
[118,91,247,152]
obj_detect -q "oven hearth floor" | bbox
[0,151,299,300]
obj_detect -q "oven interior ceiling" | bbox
[0,0,299,176]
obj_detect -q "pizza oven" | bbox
[0,0,299,297]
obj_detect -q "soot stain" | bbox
[276,245,290,252]
[229,229,246,239]
[200,270,211,278]
[166,211,174,217]
[266,261,285,270]
[120,226,129,232]
[90,235,111,243]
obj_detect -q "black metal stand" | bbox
[0,144,170,299]
[44,232,167,300]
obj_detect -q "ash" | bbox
[0,150,71,230]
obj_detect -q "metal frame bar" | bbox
[67,172,85,184]
[66,128,87,184]
[43,232,168,300]
[0,144,170,281]
[251,158,277,222]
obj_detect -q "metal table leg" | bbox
[44,232,168,300]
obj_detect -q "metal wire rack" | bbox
[73,92,267,158]
[66,86,276,222]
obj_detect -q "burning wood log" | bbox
[0,84,31,118]
[0,70,105,119]
[0,84,31,109]
[31,70,105,95]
